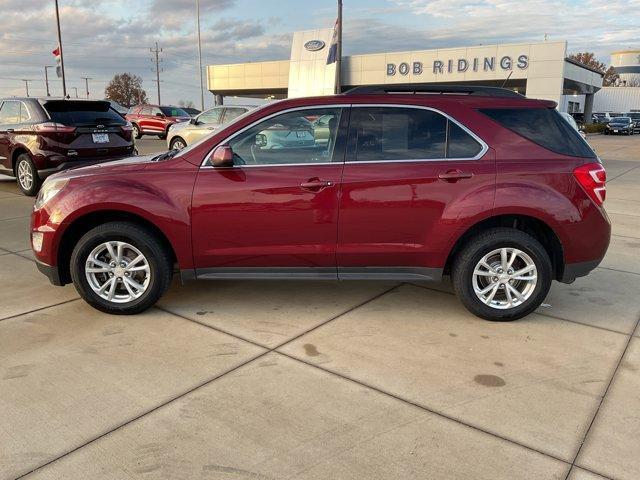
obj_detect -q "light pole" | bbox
[54,0,67,97]
[71,87,78,98]
[44,66,53,96]
[335,0,343,94]
[196,0,205,110]
[81,76,92,98]
[21,79,33,97]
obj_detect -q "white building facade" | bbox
[207,30,604,117]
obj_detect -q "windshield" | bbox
[160,106,189,117]
[44,100,125,126]
[176,102,273,158]
[611,117,630,123]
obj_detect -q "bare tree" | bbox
[105,73,149,107]
[178,99,196,109]
[568,52,619,87]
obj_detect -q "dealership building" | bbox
[206,29,609,117]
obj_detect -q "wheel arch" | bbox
[444,214,565,281]
[11,147,30,172]
[57,210,178,285]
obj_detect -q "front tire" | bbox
[15,153,41,196]
[70,222,173,315]
[170,136,187,150]
[452,228,552,321]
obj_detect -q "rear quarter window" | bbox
[480,107,595,158]
[44,101,125,126]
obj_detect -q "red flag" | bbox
[52,46,60,57]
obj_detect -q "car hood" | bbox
[47,154,160,181]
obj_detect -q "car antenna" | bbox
[501,71,513,89]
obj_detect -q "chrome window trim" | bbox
[200,104,351,168]
[199,103,488,169]
[347,104,488,163]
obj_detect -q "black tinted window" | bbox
[448,122,482,158]
[352,107,447,161]
[160,106,188,117]
[480,107,595,158]
[44,101,124,126]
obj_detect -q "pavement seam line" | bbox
[597,266,640,277]
[563,315,640,480]
[409,282,636,336]
[607,164,640,183]
[275,350,571,466]
[12,350,272,480]
[0,298,81,322]
[12,284,402,479]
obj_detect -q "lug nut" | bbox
[120,262,126,268]
[110,262,116,267]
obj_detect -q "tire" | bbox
[452,228,552,321]
[170,136,187,150]
[132,123,142,139]
[15,153,41,196]
[70,222,173,315]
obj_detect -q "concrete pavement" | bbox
[0,135,639,480]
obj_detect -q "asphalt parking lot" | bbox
[0,134,639,480]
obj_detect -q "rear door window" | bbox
[480,107,595,158]
[0,101,21,124]
[44,101,124,126]
[349,107,483,162]
[222,107,247,124]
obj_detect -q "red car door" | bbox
[337,105,496,279]
[191,106,348,278]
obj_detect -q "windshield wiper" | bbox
[151,149,179,162]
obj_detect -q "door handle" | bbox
[5,129,14,133]
[438,170,473,182]
[300,178,334,191]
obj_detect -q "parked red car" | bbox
[31,85,610,321]
[0,98,135,195]
[125,104,191,139]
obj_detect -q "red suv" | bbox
[0,98,135,195]
[31,85,610,321]
[125,104,191,139]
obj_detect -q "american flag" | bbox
[52,46,62,78]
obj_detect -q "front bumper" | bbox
[36,259,64,286]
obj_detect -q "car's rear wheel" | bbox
[70,222,173,315]
[170,137,187,150]
[452,228,552,321]
[15,153,41,196]
[132,123,142,139]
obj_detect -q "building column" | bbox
[583,93,594,124]
[214,94,224,106]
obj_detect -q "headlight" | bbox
[34,178,69,210]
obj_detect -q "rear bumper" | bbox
[560,259,602,284]
[35,259,64,286]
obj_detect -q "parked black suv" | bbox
[0,98,136,195]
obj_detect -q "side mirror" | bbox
[211,145,234,167]
[255,133,267,148]
[190,118,197,125]
[155,112,164,117]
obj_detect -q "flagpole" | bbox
[334,0,343,94]
[54,0,67,97]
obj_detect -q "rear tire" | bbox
[452,228,552,321]
[15,153,41,196]
[70,222,173,315]
[132,123,142,139]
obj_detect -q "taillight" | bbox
[574,163,606,206]
[121,122,134,132]
[34,122,76,133]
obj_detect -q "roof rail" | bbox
[344,84,524,98]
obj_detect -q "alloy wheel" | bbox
[85,241,151,303]
[472,247,537,310]
[172,138,186,150]
[17,160,33,191]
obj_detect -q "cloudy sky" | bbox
[0,0,638,107]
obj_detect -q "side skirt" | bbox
[183,267,444,282]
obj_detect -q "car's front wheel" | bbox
[15,153,41,196]
[170,136,187,150]
[70,222,173,314]
[452,228,552,321]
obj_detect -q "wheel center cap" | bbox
[499,273,509,281]
[114,266,126,278]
